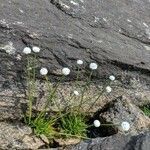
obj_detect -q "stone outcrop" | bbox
[0,0,150,149]
[69,131,150,150]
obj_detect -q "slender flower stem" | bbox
[45,76,52,92]
[57,132,91,140]
[76,67,80,86]
[78,71,93,111]
[36,75,65,121]
[27,56,33,124]
[87,80,110,112]
[100,124,119,126]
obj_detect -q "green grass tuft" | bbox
[141,105,150,117]
[60,112,88,139]
[31,117,56,139]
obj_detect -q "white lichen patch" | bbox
[16,54,22,60]
[61,3,70,10]
[0,19,6,24]
[127,19,132,23]
[144,45,150,51]
[79,0,84,3]
[68,34,73,39]
[0,42,16,54]
[19,9,24,13]
[70,0,79,6]
[145,28,150,39]
[143,22,149,28]
[13,22,23,25]
[97,40,103,43]
[103,18,107,22]
[0,19,9,28]
[94,17,99,23]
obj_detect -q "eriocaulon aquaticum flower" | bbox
[77,60,83,65]
[62,67,70,76]
[121,121,130,131]
[23,47,31,54]
[40,68,48,76]
[89,63,98,70]
[32,46,40,53]
[93,120,101,127]
[109,75,115,81]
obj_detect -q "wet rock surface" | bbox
[0,0,150,149]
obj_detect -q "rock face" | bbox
[0,0,150,149]
[0,122,45,149]
[99,96,150,135]
[0,0,150,75]
[0,0,150,120]
[69,131,150,150]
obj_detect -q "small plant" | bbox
[23,47,37,124]
[141,104,150,117]
[31,117,56,139]
[22,46,131,144]
[59,112,88,139]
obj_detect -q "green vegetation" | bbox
[141,105,150,117]
[31,117,56,139]
[23,46,117,141]
[59,112,88,139]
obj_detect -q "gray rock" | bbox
[69,132,150,150]
[99,96,150,135]
[0,0,150,77]
[0,1,150,149]
[0,122,45,149]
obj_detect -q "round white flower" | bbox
[89,63,98,70]
[93,120,101,127]
[109,75,115,81]
[32,46,40,53]
[73,90,79,96]
[40,68,48,76]
[106,86,112,93]
[77,60,83,65]
[62,68,70,76]
[121,121,130,131]
[23,47,31,54]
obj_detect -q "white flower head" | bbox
[32,46,40,53]
[62,67,70,76]
[40,67,48,76]
[106,86,112,93]
[121,121,130,131]
[93,120,101,127]
[73,90,79,96]
[77,60,83,65]
[109,75,115,81]
[23,47,31,54]
[89,63,98,70]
